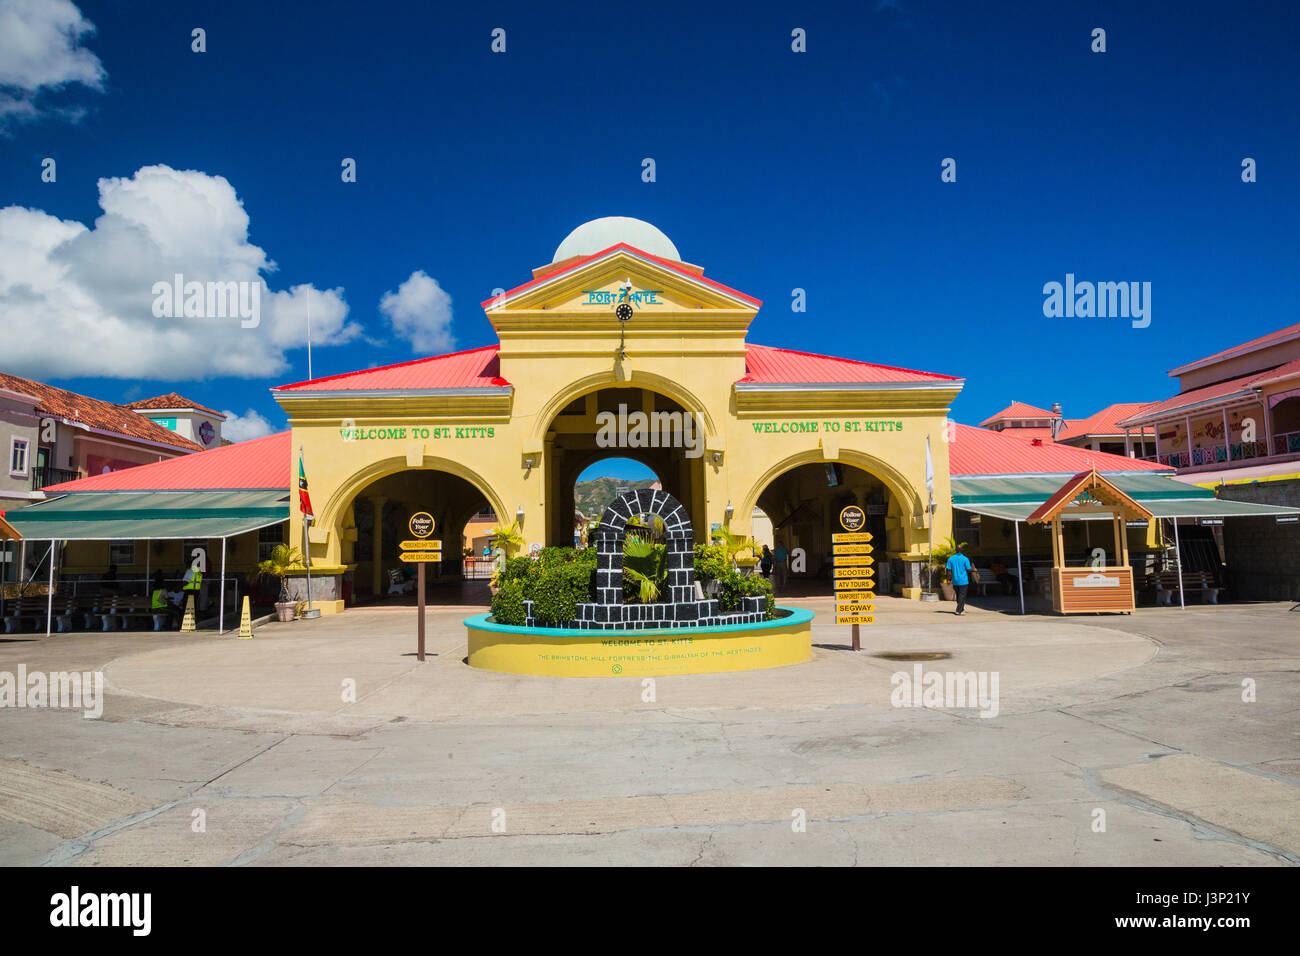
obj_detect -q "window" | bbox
[9,437,29,476]
[109,542,135,566]
[258,524,286,562]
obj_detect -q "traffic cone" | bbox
[180,594,196,632]
[238,596,253,639]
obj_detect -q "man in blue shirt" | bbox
[773,543,789,589]
[946,544,973,615]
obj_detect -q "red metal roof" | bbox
[1170,320,1300,376]
[42,432,291,492]
[991,426,1058,442]
[274,346,508,392]
[481,242,763,310]
[1057,403,1156,440]
[0,372,201,452]
[126,393,225,418]
[978,402,1055,426]
[740,345,961,385]
[949,423,1169,476]
[1117,372,1264,425]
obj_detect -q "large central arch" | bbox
[540,379,714,545]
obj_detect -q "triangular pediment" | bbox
[485,245,759,320]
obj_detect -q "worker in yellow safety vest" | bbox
[151,572,179,629]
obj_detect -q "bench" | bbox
[2,597,51,633]
[1145,570,1223,605]
[100,596,176,631]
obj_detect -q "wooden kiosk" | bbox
[1027,469,1153,615]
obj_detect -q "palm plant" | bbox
[929,535,968,583]
[623,535,667,603]
[489,521,526,558]
[256,545,305,603]
[714,526,759,567]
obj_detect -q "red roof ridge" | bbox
[274,344,506,391]
[741,343,962,383]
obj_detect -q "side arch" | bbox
[320,454,507,535]
[736,448,925,529]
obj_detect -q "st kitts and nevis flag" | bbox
[298,446,314,520]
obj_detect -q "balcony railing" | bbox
[1271,430,1300,457]
[31,466,82,491]
[1155,440,1270,469]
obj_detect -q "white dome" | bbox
[552,217,680,263]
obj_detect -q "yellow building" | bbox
[272,218,964,611]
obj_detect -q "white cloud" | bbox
[220,408,276,442]
[0,164,361,380]
[379,270,454,354]
[0,0,105,129]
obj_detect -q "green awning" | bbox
[953,473,1212,505]
[2,491,290,541]
[952,475,1300,522]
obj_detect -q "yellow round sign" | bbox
[409,512,435,538]
[839,505,866,532]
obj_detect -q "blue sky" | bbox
[2,0,1297,463]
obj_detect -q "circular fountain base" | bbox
[464,608,814,678]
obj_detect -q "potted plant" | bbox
[928,535,967,602]
[488,520,526,559]
[257,544,305,622]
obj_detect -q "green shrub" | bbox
[715,566,745,612]
[693,543,729,583]
[490,578,528,625]
[532,563,593,626]
[742,573,776,619]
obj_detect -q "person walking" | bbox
[773,542,789,590]
[760,545,773,578]
[946,543,974,615]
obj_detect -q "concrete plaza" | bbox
[1,595,1297,866]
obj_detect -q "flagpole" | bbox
[925,435,936,597]
[301,444,312,615]
[306,296,313,380]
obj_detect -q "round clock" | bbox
[615,303,634,321]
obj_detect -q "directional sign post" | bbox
[403,512,437,661]
[834,507,872,650]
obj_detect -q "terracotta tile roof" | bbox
[43,431,290,491]
[273,345,509,392]
[948,423,1170,476]
[978,401,1055,426]
[1170,320,1300,376]
[126,393,225,418]
[739,344,961,385]
[0,372,201,452]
